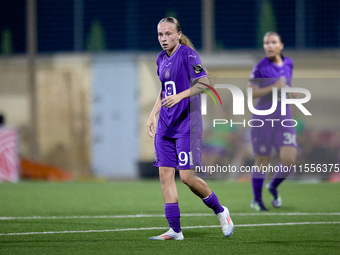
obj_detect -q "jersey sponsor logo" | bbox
[193,64,204,74]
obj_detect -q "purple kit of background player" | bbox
[146,17,234,240]
[249,32,298,211]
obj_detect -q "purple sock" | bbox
[202,192,224,215]
[270,163,292,190]
[251,167,266,202]
[165,203,181,233]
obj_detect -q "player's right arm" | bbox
[248,64,286,99]
[147,89,162,138]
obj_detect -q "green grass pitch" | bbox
[0,180,339,254]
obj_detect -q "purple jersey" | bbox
[250,56,294,114]
[156,44,207,138]
[249,56,296,155]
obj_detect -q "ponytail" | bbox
[179,33,213,86]
[179,34,195,50]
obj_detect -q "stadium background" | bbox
[0,0,339,180]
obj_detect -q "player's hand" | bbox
[147,115,157,138]
[272,78,286,90]
[290,92,299,99]
[161,94,182,108]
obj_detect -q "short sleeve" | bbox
[187,49,207,80]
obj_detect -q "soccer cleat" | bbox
[217,206,234,237]
[250,200,268,211]
[266,183,282,208]
[150,228,184,240]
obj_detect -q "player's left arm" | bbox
[161,76,210,108]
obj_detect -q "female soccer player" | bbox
[146,17,234,240]
[249,32,297,211]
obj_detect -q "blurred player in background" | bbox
[146,17,234,240]
[249,32,297,211]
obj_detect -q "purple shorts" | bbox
[251,119,297,156]
[153,134,202,170]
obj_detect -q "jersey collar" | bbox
[166,44,182,61]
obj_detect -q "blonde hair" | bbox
[158,17,195,50]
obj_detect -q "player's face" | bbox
[158,22,181,55]
[263,34,283,59]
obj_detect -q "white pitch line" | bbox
[1,222,340,236]
[0,212,340,220]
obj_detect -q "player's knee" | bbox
[180,175,192,186]
[255,156,270,167]
[159,169,174,185]
[281,155,296,167]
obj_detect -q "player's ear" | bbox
[280,42,284,51]
[178,31,182,40]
